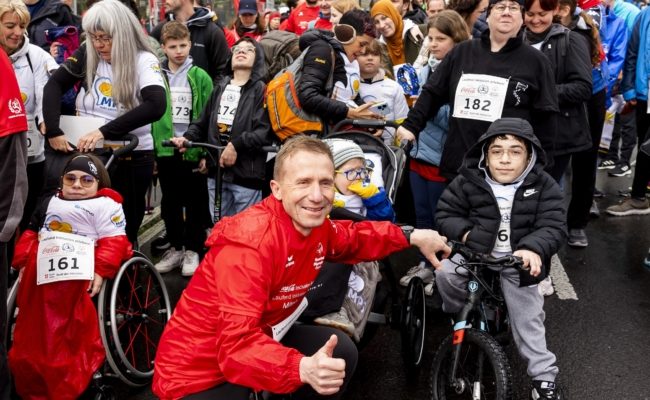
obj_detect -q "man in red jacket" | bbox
[281,0,320,35]
[0,49,28,399]
[153,136,450,399]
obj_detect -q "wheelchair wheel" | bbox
[401,277,426,374]
[5,279,19,351]
[429,329,512,400]
[98,252,172,386]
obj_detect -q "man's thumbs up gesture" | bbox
[299,334,346,395]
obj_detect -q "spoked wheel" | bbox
[5,279,19,351]
[401,276,426,374]
[429,329,512,400]
[98,253,172,386]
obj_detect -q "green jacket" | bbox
[152,64,213,161]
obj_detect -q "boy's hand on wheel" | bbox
[299,334,346,395]
[410,229,450,269]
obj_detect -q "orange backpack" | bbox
[266,47,334,141]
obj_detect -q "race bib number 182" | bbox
[36,231,95,285]
[453,74,509,122]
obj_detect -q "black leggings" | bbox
[184,325,358,400]
[111,151,155,243]
[631,101,650,199]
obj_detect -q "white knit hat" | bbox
[323,139,365,169]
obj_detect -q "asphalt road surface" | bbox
[107,168,650,400]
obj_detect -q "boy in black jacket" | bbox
[435,118,566,400]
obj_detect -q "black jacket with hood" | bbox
[525,24,593,156]
[297,30,350,125]
[436,118,567,286]
[27,0,77,52]
[151,8,230,83]
[184,40,273,190]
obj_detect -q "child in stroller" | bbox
[306,137,397,342]
[9,153,133,399]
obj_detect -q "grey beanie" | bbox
[323,139,365,169]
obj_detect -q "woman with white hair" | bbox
[43,0,166,243]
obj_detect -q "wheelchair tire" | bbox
[5,279,19,351]
[401,277,426,375]
[98,252,172,387]
[429,329,512,400]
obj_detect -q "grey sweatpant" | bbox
[435,257,558,382]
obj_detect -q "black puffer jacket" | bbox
[297,30,349,124]
[184,40,273,190]
[152,8,230,83]
[436,119,567,286]
[525,24,593,156]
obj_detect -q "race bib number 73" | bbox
[37,231,94,285]
[453,74,509,122]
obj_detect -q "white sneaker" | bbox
[181,250,200,277]
[399,261,434,287]
[154,249,184,273]
[538,276,554,297]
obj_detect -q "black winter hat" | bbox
[485,117,533,138]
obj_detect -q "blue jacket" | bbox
[621,6,650,101]
[410,106,448,167]
[363,188,395,222]
[601,6,628,94]
[613,0,641,34]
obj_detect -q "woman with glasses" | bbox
[169,37,273,217]
[43,0,166,243]
[397,0,560,183]
[9,153,132,399]
[0,0,58,230]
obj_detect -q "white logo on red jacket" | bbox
[313,242,325,270]
[285,254,295,268]
[8,98,23,115]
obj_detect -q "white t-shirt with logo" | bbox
[75,51,165,151]
[40,195,127,241]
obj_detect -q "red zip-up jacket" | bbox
[153,196,409,399]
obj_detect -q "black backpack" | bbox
[259,30,301,82]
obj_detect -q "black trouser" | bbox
[606,111,637,164]
[184,325,358,400]
[157,154,210,253]
[111,151,155,243]
[20,160,45,230]
[631,101,650,199]
[567,89,607,229]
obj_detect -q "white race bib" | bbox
[453,74,509,122]
[271,297,308,341]
[37,231,94,285]
[217,84,241,126]
[170,87,192,124]
[26,117,43,158]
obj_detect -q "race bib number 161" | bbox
[453,74,509,122]
[37,231,94,285]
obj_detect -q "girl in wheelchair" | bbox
[9,154,132,399]
[307,139,395,341]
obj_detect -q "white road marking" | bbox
[550,254,578,300]
[138,219,165,246]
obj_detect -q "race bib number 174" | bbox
[453,74,509,122]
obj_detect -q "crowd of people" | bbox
[1,0,649,398]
